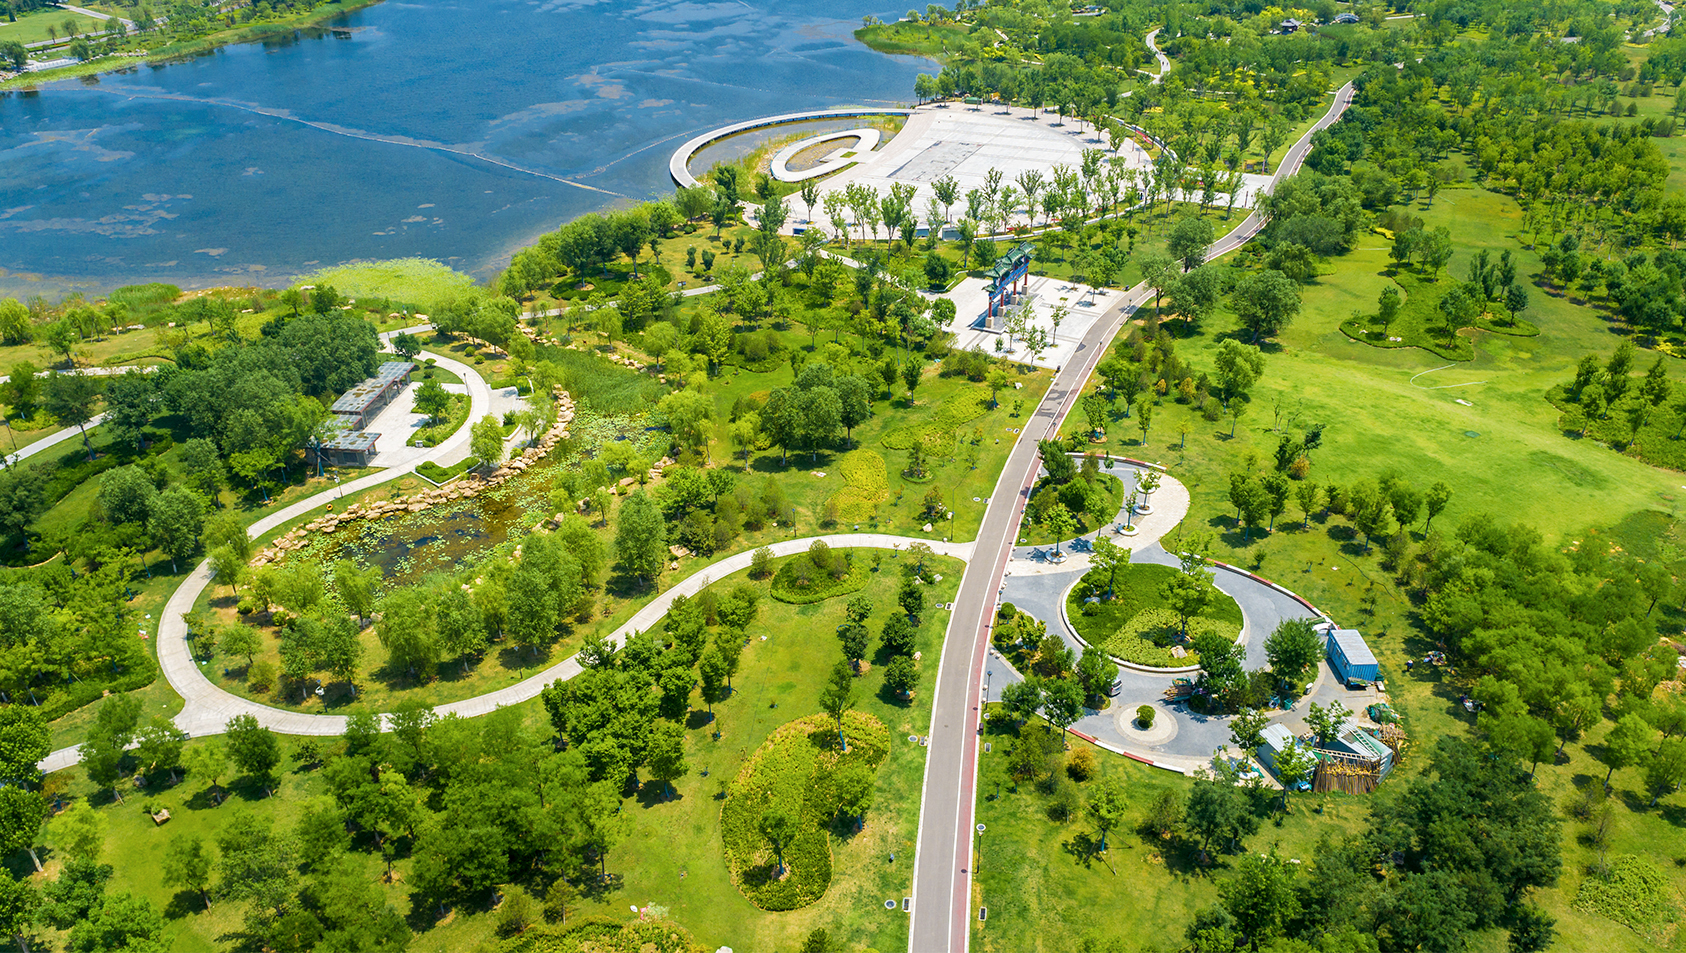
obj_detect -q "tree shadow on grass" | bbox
[876,683,913,708]
[1061,832,1102,870]
[164,888,207,920]
[496,643,551,672]
[634,782,680,810]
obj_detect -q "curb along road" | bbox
[905,81,1356,953]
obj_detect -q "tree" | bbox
[0,787,44,872]
[1212,339,1264,406]
[834,761,875,829]
[1167,216,1215,272]
[224,714,281,791]
[149,486,205,572]
[163,834,214,910]
[471,414,504,469]
[0,872,37,953]
[1186,774,1254,852]
[1228,707,1269,752]
[1503,283,1529,325]
[376,588,439,677]
[901,360,922,403]
[1377,285,1401,334]
[413,379,449,423]
[1076,644,1115,703]
[43,373,100,461]
[1272,741,1318,812]
[134,718,187,782]
[1604,713,1655,788]
[1087,775,1127,853]
[646,721,688,800]
[0,707,48,789]
[1,363,40,421]
[1424,481,1453,532]
[1041,677,1084,742]
[615,490,666,586]
[759,807,796,877]
[1304,700,1351,745]
[1090,536,1130,599]
[1162,569,1214,639]
[1219,849,1301,943]
[333,559,379,627]
[1264,618,1322,687]
[1046,502,1075,555]
[54,800,106,866]
[884,655,918,698]
[97,465,156,528]
[820,661,857,750]
[1232,269,1301,342]
[999,679,1042,726]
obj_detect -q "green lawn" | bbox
[0,8,107,45]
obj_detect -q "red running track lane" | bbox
[906,81,1355,953]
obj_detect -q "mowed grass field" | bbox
[1078,185,1678,547]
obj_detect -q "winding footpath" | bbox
[36,330,492,773]
[906,80,1356,953]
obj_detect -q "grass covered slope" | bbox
[719,711,890,910]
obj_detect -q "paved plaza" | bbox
[791,103,1153,234]
[943,272,1126,370]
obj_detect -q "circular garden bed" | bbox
[1066,563,1242,667]
[769,544,874,604]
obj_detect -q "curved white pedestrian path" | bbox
[38,330,491,774]
[38,522,970,772]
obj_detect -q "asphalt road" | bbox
[905,80,1356,953]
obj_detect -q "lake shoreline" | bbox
[0,0,386,92]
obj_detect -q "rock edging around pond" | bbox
[250,390,580,568]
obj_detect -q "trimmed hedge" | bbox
[499,915,700,953]
[880,392,990,450]
[828,449,889,523]
[769,550,870,604]
[720,712,889,911]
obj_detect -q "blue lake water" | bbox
[0,0,930,298]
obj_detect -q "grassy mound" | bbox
[720,712,890,911]
[416,459,474,484]
[769,548,871,604]
[298,258,475,310]
[880,392,990,450]
[1339,271,1540,361]
[1067,563,1243,667]
[829,449,890,522]
[1573,856,1679,941]
[500,915,700,953]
